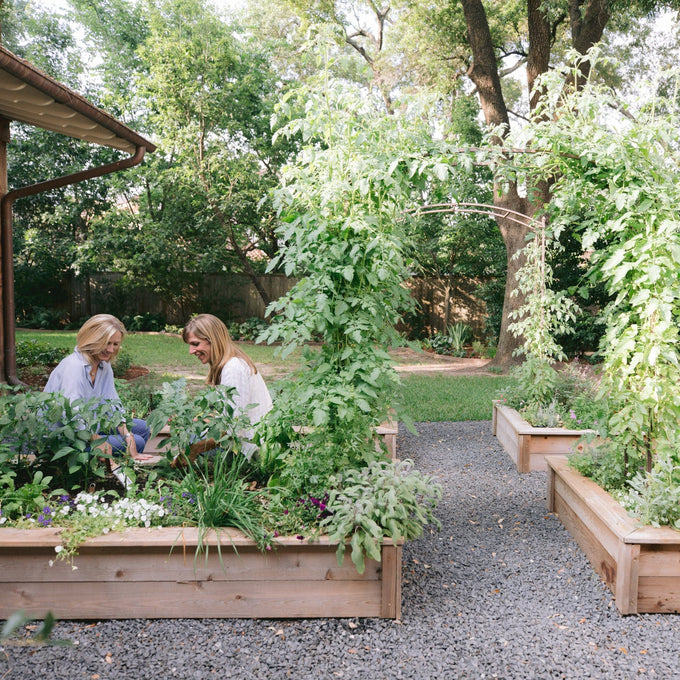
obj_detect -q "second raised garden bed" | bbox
[492,401,592,473]
[547,454,680,615]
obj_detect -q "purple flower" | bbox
[38,513,53,527]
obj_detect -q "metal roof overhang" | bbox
[0,44,156,384]
[0,44,156,153]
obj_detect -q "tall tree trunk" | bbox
[460,0,607,367]
[461,0,533,366]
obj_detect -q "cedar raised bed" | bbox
[547,454,680,615]
[492,401,593,473]
[0,527,402,620]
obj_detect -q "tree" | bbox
[450,0,680,364]
[37,0,296,317]
[2,0,125,325]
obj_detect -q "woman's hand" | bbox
[123,433,159,462]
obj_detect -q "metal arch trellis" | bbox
[406,201,551,348]
[406,201,544,231]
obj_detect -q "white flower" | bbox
[55,545,63,553]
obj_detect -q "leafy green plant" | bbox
[121,313,167,332]
[0,387,125,492]
[115,377,159,420]
[0,468,64,521]
[15,339,68,367]
[320,459,442,574]
[423,323,471,357]
[261,71,457,490]
[447,322,471,354]
[146,379,248,463]
[570,437,645,494]
[619,457,680,528]
[167,452,269,557]
[501,359,606,430]
[508,52,680,525]
[112,348,133,378]
[1,610,71,646]
[232,317,269,342]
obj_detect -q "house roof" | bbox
[0,44,156,154]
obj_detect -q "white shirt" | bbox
[220,356,273,425]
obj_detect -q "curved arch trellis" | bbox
[404,202,552,349]
[407,201,543,231]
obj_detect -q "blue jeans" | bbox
[106,418,151,454]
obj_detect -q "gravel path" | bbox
[3,421,680,679]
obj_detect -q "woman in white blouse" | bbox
[182,314,273,455]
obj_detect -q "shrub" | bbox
[121,313,167,332]
[231,317,269,342]
[15,340,68,368]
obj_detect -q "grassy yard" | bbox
[398,374,509,422]
[16,329,509,422]
[17,329,300,373]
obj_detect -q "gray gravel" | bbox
[3,420,680,679]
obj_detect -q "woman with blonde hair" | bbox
[183,314,273,453]
[44,314,152,460]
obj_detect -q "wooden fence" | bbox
[69,273,488,337]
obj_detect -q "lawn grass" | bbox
[17,329,301,372]
[398,374,512,422]
[16,329,509,422]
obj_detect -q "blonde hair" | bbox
[76,314,126,366]
[183,313,257,385]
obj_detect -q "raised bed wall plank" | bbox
[0,528,402,620]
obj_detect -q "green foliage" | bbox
[320,460,442,574]
[423,322,472,357]
[508,226,579,366]
[620,457,680,528]
[231,317,270,342]
[569,438,646,493]
[0,468,60,521]
[146,380,249,463]
[15,340,68,368]
[516,52,680,474]
[114,377,159,420]
[1,610,71,646]
[501,360,607,430]
[121,313,167,332]
[0,388,125,493]
[505,51,680,526]
[111,348,133,378]
[263,74,460,468]
[163,453,269,554]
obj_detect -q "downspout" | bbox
[1,144,146,384]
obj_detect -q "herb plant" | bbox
[321,459,442,574]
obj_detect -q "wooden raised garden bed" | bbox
[547,454,680,615]
[492,401,592,473]
[0,527,402,620]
